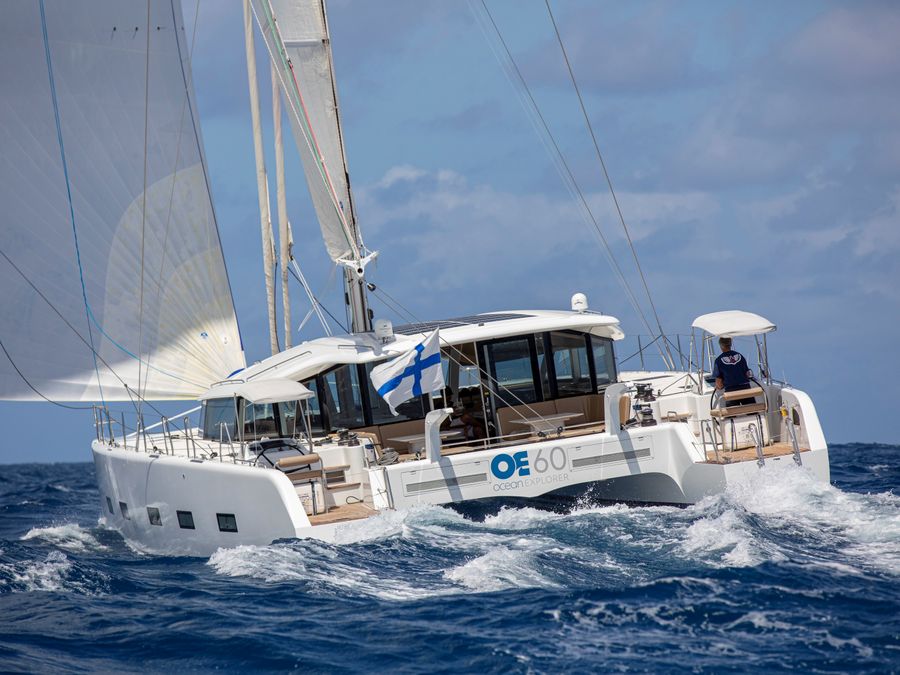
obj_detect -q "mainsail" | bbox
[0,0,245,402]
[249,0,363,266]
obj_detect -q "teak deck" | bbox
[705,442,808,464]
[307,501,375,526]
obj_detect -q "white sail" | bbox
[250,0,363,265]
[0,1,245,402]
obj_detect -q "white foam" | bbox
[208,543,440,600]
[21,524,106,553]
[444,542,559,592]
[726,610,794,631]
[721,463,900,575]
[10,551,72,592]
[680,509,765,568]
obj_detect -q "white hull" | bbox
[93,409,829,557]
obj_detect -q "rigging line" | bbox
[0,338,92,411]
[473,0,666,367]
[288,258,331,336]
[286,264,347,333]
[170,0,244,352]
[367,285,550,425]
[473,0,648,328]
[543,0,674,371]
[250,0,359,257]
[137,0,152,414]
[38,0,105,406]
[152,0,202,373]
[0,252,171,420]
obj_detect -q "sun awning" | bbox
[692,311,776,337]
[199,378,313,403]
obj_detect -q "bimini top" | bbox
[692,310,776,337]
[199,378,313,404]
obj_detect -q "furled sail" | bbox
[250,0,364,265]
[0,1,245,402]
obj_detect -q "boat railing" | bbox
[699,419,721,462]
[748,422,765,467]
[617,333,694,372]
[440,417,610,454]
[92,405,241,463]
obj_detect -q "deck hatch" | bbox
[405,472,488,494]
[571,447,651,469]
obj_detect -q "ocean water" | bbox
[1,444,898,673]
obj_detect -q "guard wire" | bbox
[543,0,674,370]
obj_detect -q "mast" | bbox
[318,0,371,333]
[249,0,374,334]
[243,0,279,355]
[271,62,292,349]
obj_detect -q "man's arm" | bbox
[712,358,723,389]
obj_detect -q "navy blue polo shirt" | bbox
[712,350,751,390]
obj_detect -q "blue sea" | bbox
[1,444,898,673]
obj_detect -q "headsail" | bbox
[0,1,245,402]
[249,0,364,265]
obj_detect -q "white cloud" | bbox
[853,187,900,258]
[374,165,428,189]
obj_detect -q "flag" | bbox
[370,330,444,415]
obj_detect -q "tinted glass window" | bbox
[147,506,162,526]
[321,365,365,429]
[243,403,278,439]
[535,335,553,400]
[217,513,238,533]
[177,510,195,530]
[301,379,325,434]
[591,336,616,386]
[364,361,426,425]
[202,398,237,440]
[485,338,538,407]
[119,501,130,520]
[551,332,592,397]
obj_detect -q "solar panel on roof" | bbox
[393,313,532,336]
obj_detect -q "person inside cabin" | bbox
[712,337,755,406]
[457,388,486,440]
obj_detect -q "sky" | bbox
[2,0,898,462]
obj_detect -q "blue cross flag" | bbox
[370,330,444,415]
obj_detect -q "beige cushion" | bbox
[710,402,767,418]
[722,386,764,401]
[276,453,321,469]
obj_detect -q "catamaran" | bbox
[0,1,829,556]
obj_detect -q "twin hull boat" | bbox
[92,309,829,556]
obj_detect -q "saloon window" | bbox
[482,337,539,407]
[550,332,593,397]
[363,361,426,425]
[591,336,616,387]
[534,336,553,400]
[201,398,237,440]
[299,379,325,434]
[321,365,365,429]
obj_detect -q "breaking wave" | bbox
[1,445,897,671]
